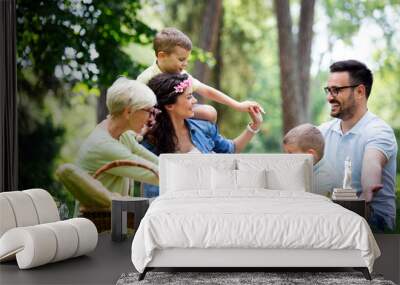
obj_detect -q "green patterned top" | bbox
[77,125,159,195]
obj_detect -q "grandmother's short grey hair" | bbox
[106,77,157,116]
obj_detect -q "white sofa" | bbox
[0,189,98,269]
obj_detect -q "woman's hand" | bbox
[248,107,263,132]
[236,100,265,114]
[233,108,263,153]
[140,117,156,136]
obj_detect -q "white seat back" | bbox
[159,154,313,195]
[0,189,59,237]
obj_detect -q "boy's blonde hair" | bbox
[283,123,325,161]
[106,77,156,116]
[153,27,192,55]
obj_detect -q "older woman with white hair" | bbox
[77,77,159,196]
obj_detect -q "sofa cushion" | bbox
[65,218,98,257]
[42,221,79,262]
[0,226,57,269]
[24,189,60,224]
[0,196,16,237]
[0,189,59,238]
[1,191,39,228]
[0,218,97,269]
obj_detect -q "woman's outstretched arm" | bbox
[233,108,263,153]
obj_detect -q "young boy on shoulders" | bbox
[137,27,263,123]
[282,123,340,197]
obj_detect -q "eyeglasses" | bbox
[142,107,161,117]
[323,85,359,96]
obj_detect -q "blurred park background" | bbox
[16,0,400,230]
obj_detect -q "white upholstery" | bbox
[0,226,57,268]
[1,191,40,227]
[42,221,79,262]
[236,169,268,189]
[64,218,98,257]
[0,196,17,237]
[159,154,313,195]
[211,169,268,191]
[24,188,60,223]
[237,156,311,191]
[212,168,236,190]
[168,163,212,191]
[0,189,98,269]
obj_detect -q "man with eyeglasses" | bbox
[319,60,397,232]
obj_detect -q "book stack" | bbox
[331,188,358,200]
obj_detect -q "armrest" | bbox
[0,218,97,269]
[57,161,159,209]
[93,159,159,179]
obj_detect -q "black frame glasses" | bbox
[323,85,359,96]
[142,107,161,117]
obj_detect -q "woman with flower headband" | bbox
[142,73,263,197]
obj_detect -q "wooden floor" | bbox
[0,234,398,285]
[373,234,400,284]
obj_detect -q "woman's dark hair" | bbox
[329,60,373,99]
[146,73,189,154]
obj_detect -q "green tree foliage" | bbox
[324,0,399,44]
[17,0,155,89]
[16,0,155,211]
[18,115,67,202]
[217,0,274,135]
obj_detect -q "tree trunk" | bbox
[213,8,223,91]
[274,0,302,134]
[274,0,315,134]
[97,87,108,123]
[193,0,222,103]
[212,4,224,123]
[297,0,315,122]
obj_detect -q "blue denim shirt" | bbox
[142,119,235,197]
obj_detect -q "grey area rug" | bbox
[116,271,396,285]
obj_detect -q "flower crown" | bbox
[173,79,192,93]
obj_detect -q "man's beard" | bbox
[329,96,357,120]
